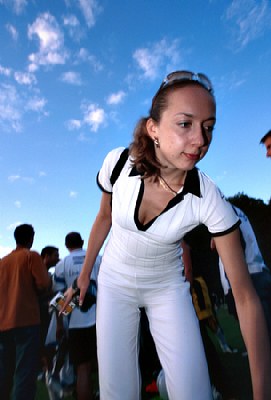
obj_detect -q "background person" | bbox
[260,130,271,158]
[54,232,101,400]
[39,246,60,377]
[41,246,60,275]
[63,71,271,400]
[0,224,51,400]
[214,205,271,343]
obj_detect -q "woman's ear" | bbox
[146,118,158,141]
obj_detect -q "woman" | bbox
[63,71,271,399]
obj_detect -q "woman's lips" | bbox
[184,152,200,161]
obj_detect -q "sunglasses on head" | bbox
[152,70,214,104]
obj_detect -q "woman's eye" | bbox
[178,121,191,128]
[204,125,215,134]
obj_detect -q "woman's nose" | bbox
[192,126,209,147]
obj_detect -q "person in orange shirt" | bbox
[0,224,51,400]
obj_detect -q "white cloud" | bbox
[8,174,34,184]
[28,12,68,69]
[83,103,106,132]
[133,48,157,79]
[67,119,82,130]
[6,23,18,40]
[61,71,82,85]
[69,191,78,198]
[224,0,271,49]
[63,14,80,27]
[76,48,103,71]
[28,63,39,73]
[8,175,20,182]
[0,65,12,77]
[14,0,27,14]
[0,82,48,132]
[68,102,106,133]
[39,171,47,177]
[0,0,27,14]
[63,14,83,40]
[107,91,126,105]
[26,96,47,114]
[14,200,21,208]
[133,38,181,80]
[77,47,89,61]
[14,71,36,85]
[77,132,90,142]
[0,84,22,132]
[78,0,102,28]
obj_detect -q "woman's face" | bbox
[147,85,216,172]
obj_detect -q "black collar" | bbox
[129,166,201,198]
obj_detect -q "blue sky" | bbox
[1,0,270,259]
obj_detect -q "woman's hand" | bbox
[59,273,91,315]
[77,273,90,306]
[59,286,74,315]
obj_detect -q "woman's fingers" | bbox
[77,275,89,306]
[59,287,74,315]
[58,274,90,313]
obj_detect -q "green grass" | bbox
[36,306,252,399]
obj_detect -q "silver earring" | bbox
[154,137,160,148]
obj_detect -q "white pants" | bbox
[96,265,212,400]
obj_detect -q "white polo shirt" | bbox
[53,250,101,328]
[97,147,239,279]
[233,205,267,274]
[219,205,268,294]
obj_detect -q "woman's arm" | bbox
[60,191,112,312]
[214,228,271,400]
[77,191,112,303]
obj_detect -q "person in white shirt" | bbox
[215,205,271,342]
[54,232,101,400]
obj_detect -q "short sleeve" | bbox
[97,147,126,193]
[53,260,66,292]
[198,172,240,236]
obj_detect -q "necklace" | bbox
[158,176,178,196]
